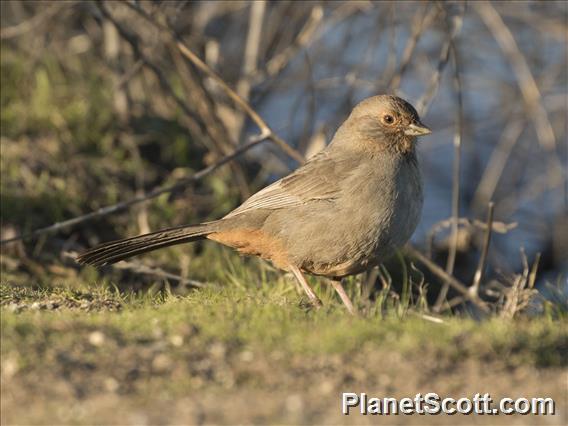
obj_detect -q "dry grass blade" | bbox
[406,246,490,313]
[500,251,541,319]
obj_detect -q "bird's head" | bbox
[340,95,431,156]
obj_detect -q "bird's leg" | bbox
[289,265,322,308]
[329,278,357,316]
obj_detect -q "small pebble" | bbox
[170,335,184,347]
[209,342,226,359]
[285,394,303,413]
[239,350,254,362]
[152,354,172,372]
[104,377,119,392]
[88,331,105,346]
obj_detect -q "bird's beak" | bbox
[404,121,431,136]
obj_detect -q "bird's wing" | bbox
[224,151,350,218]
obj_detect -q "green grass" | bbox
[2,280,566,366]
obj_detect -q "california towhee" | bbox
[78,95,431,314]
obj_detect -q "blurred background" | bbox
[1,1,566,307]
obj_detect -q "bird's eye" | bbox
[383,114,395,125]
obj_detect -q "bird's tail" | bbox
[76,222,220,267]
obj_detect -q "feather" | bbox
[224,151,353,218]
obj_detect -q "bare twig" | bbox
[416,4,464,115]
[233,0,266,140]
[167,44,251,198]
[433,40,464,312]
[0,2,69,39]
[123,0,305,164]
[472,119,525,214]
[0,132,271,245]
[445,294,466,310]
[409,312,446,324]
[475,1,565,214]
[528,253,541,290]
[62,251,208,288]
[498,167,566,217]
[470,202,495,297]
[111,260,209,289]
[113,58,144,91]
[406,246,490,313]
[389,5,439,90]
[237,3,360,108]
[474,1,557,152]
[427,217,516,245]
[426,215,516,259]
[102,1,252,200]
[499,7,567,41]
[260,5,324,82]
[174,42,304,164]
[96,1,218,152]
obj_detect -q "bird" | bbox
[77,95,431,315]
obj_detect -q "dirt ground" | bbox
[1,284,566,425]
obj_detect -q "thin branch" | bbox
[0,2,69,39]
[389,5,439,90]
[0,133,271,245]
[499,7,567,42]
[111,260,209,289]
[434,41,463,312]
[62,252,208,288]
[123,0,305,164]
[167,44,251,198]
[474,1,557,152]
[174,42,304,164]
[260,5,324,82]
[101,1,252,199]
[416,4,464,115]
[470,202,495,296]
[471,118,525,214]
[527,253,541,290]
[113,58,144,91]
[474,1,565,214]
[248,3,358,106]
[406,246,490,313]
[96,2,214,150]
[428,217,516,242]
[426,216,516,259]
[233,1,266,141]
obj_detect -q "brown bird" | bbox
[77,95,431,314]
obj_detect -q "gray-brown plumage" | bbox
[77,95,431,314]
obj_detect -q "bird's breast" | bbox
[347,155,423,260]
